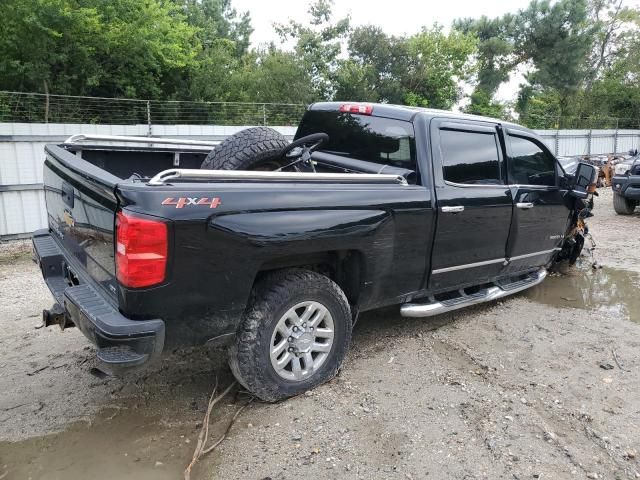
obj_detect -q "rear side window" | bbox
[507,135,556,186]
[295,111,416,170]
[439,129,502,185]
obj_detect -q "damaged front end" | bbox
[553,160,600,267]
[556,189,597,266]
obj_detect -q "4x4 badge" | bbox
[162,197,222,209]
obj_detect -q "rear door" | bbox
[503,130,570,272]
[428,119,513,292]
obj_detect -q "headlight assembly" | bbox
[614,163,632,175]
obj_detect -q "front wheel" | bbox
[613,192,637,215]
[228,269,352,402]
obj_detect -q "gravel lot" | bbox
[0,188,639,480]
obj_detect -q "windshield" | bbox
[295,110,416,170]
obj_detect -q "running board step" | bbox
[97,346,149,366]
[400,269,547,318]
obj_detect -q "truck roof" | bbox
[308,102,531,133]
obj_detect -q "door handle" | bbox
[441,206,465,213]
[516,202,535,209]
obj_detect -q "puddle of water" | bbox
[0,405,197,480]
[526,260,640,323]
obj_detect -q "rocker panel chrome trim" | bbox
[432,257,505,275]
[508,248,561,262]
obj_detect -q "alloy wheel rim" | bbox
[269,301,335,382]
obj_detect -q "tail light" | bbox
[116,211,167,288]
[339,103,373,115]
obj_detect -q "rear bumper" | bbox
[32,229,165,369]
[612,175,640,200]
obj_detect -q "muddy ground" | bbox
[0,188,639,480]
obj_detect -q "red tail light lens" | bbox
[339,103,373,115]
[116,211,167,288]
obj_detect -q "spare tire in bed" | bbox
[200,127,289,170]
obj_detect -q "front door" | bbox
[503,130,571,273]
[429,120,513,292]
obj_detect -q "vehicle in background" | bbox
[611,150,640,215]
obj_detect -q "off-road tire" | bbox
[613,192,637,215]
[228,269,352,402]
[200,127,289,170]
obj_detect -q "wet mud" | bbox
[527,260,640,323]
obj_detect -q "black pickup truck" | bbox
[32,102,596,401]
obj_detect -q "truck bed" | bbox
[37,135,428,368]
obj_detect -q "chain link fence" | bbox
[2,91,639,130]
[0,91,307,126]
[518,113,640,130]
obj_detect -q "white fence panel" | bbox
[1,122,640,238]
[0,190,46,237]
[0,122,296,238]
[616,130,640,154]
[534,129,640,156]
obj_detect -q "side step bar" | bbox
[400,269,547,318]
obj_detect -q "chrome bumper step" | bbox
[400,269,547,318]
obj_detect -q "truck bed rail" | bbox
[64,134,220,148]
[147,168,409,186]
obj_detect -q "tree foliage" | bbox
[334,25,477,109]
[0,0,200,98]
[275,0,350,99]
[459,0,639,126]
[0,0,639,128]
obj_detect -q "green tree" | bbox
[276,0,350,99]
[335,26,408,103]
[518,0,594,119]
[236,47,315,104]
[403,26,477,109]
[179,0,253,56]
[577,6,640,126]
[467,90,508,119]
[335,25,477,109]
[454,14,521,115]
[457,0,595,122]
[0,0,103,95]
[0,0,200,99]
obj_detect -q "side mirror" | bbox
[569,162,597,199]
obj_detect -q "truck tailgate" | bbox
[43,144,121,299]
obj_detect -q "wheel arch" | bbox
[255,250,366,312]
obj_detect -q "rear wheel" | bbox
[200,127,289,171]
[228,269,352,402]
[613,192,637,215]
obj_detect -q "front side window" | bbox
[439,129,502,185]
[507,135,556,186]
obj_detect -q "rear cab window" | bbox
[296,110,417,171]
